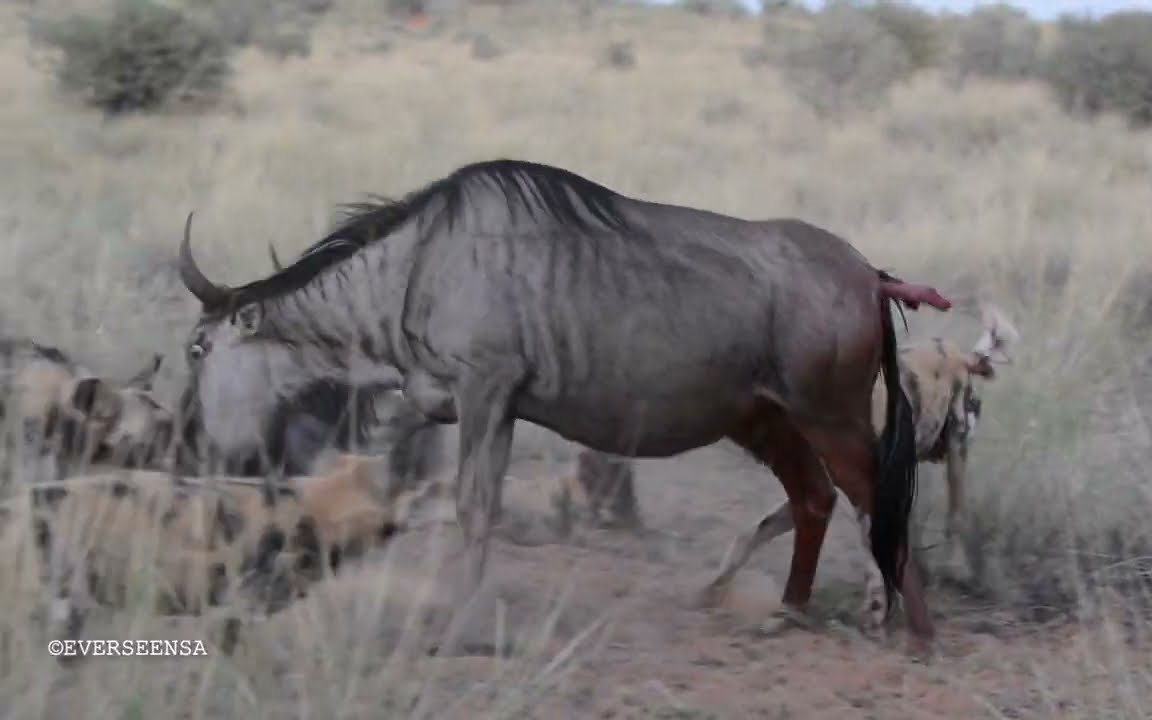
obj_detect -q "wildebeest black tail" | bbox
[870,283,919,618]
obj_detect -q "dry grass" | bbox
[2,1,1152,717]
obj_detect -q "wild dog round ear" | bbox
[125,354,164,390]
[67,377,124,420]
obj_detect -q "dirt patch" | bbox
[23,443,1140,718]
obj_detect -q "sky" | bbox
[869,0,1151,19]
[665,0,1152,19]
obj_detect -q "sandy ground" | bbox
[166,440,1139,718]
[15,427,1145,719]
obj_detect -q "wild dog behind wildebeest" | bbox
[551,449,643,536]
[698,304,1020,608]
[174,158,954,652]
[0,452,437,659]
[0,337,175,485]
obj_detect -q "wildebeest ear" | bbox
[232,303,264,337]
[125,354,164,390]
[68,377,123,418]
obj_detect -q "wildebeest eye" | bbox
[188,344,206,361]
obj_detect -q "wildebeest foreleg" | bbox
[451,369,520,597]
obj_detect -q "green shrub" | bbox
[184,0,330,47]
[948,4,1042,83]
[863,1,942,73]
[779,1,912,119]
[36,0,232,114]
[1043,12,1152,128]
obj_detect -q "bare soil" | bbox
[32,441,1135,719]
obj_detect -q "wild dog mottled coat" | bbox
[0,453,435,655]
[0,337,174,480]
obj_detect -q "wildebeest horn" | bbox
[268,243,284,271]
[178,212,231,307]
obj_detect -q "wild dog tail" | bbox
[870,270,921,618]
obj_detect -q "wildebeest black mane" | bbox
[229,159,637,306]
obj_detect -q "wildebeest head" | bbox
[175,214,406,475]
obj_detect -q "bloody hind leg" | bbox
[704,404,837,624]
[797,421,935,647]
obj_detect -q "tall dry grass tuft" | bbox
[1,2,1152,716]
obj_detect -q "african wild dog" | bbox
[698,304,1020,608]
[0,337,175,483]
[0,452,438,659]
[870,303,1020,578]
[551,449,643,536]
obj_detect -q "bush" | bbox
[36,0,232,114]
[948,4,1042,83]
[1043,12,1152,128]
[863,1,942,73]
[184,0,321,53]
[778,1,912,119]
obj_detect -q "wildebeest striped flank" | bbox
[174,158,953,651]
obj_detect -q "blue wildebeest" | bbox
[0,337,176,482]
[173,159,953,650]
[698,304,1020,607]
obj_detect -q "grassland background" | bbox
[1,0,1151,717]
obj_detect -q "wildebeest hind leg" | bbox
[703,405,836,632]
[797,422,933,647]
[696,500,792,608]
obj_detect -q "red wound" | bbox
[880,281,953,311]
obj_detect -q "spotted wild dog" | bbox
[0,452,439,660]
[0,337,176,482]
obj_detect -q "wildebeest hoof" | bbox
[694,582,729,609]
[755,606,813,636]
[858,620,884,642]
[904,634,937,664]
